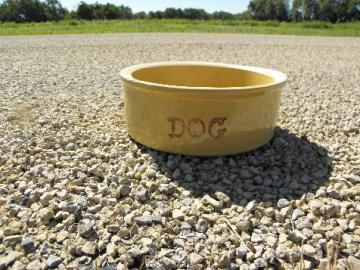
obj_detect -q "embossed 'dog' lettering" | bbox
[167,117,227,139]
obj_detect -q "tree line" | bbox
[0,0,359,23]
[249,0,360,22]
[0,0,67,22]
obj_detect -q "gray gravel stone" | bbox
[195,218,208,233]
[245,200,257,212]
[39,241,49,255]
[47,255,62,268]
[81,241,97,255]
[291,209,305,220]
[180,222,192,230]
[240,169,253,178]
[342,233,352,244]
[288,230,307,243]
[0,252,23,269]
[294,217,312,230]
[251,233,262,243]
[202,194,223,208]
[3,235,22,246]
[236,246,248,258]
[26,260,42,270]
[161,257,177,269]
[288,248,302,262]
[189,253,204,264]
[106,224,119,233]
[309,200,324,215]
[136,189,149,202]
[346,174,360,183]
[172,169,181,179]
[277,198,290,209]
[106,243,117,257]
[254,258,267,268]
[302,244,316,257]
[135,214,153,225]
[118,184,131,197]
[56,231,69,242]
[172,209,185,220]
[218,254,230,268]
[79,223,94,238]
[21,238,35,253]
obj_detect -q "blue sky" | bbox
[60,0,250,12]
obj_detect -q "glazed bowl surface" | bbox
[120,62,287,156]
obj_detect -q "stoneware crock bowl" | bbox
[120,62,287,156]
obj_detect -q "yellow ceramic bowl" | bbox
[120,62,286,156]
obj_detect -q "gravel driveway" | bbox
[0,34,359,269]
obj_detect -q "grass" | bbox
[0,19,359,36]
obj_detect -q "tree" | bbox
[291,0,321,21]
[77,2,93,20]
[0,0,67,22]
[275,0,289,21]
[248,0,268,20]
[248,0,289,20]
[304,0,321,20]
[91,3,104,19]
[163,7,178,18]
[211,11,234,20]
[291,0,304,21]
[235,10,252,20]
[0,0,48,22]
[44,0,66,21]
[76,3,132,20]
[134,11,146,19]
[1,0,359,23]
[65,10,77,19]
[118,5,132,19]
[347,0,360,20]
[0,1,9,20]
[336,0,348,21]
[317,0,360,22]
[101,3,120,20]
[182,8,209,20]
[265,0,277,19]
[148,11,162,19]
[318,0,338,21]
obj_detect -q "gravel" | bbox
[47,254,62,268]
[20,238,35,253]
[0,33,359,269]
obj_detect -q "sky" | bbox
[60,0,250,13]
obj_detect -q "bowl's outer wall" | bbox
[123,83,283,156]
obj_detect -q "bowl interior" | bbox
[131,65,275,88]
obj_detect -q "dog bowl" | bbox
[120,62,286,156]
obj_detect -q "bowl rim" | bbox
[120,61,287,93]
